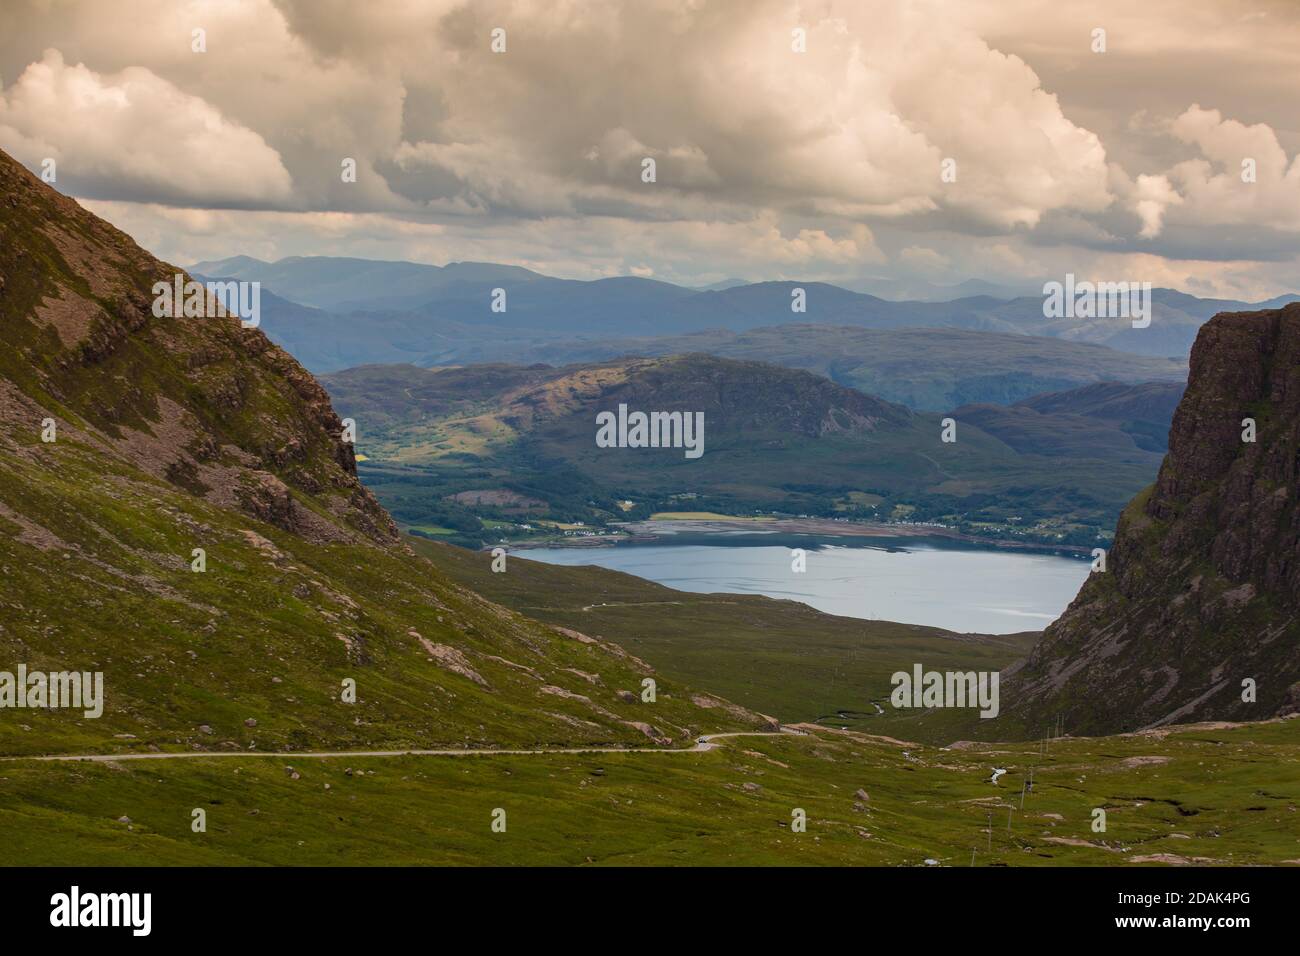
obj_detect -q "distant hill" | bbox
[190,254,552,312]
[952,381,1186,459]
[322,355,1170,547]
[846,276,1040,301]
[459,325,1189,411]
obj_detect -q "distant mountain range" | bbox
[192,255,1297,386]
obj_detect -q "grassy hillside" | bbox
[412,539,1038,734]
[0,146,772,760]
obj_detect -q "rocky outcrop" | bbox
[412,632,489,687]
[999,305,1300,735]
[0,147,395,545]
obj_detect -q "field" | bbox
[4,720,1296,866]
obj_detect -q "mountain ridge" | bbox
[195,252,1299,367]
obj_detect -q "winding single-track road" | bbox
[3,729,802,763]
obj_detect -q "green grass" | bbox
[413,539,1038,737]
[3,720,1296,866]
[0,437,755,757]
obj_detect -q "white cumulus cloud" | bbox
[0,49,292,206]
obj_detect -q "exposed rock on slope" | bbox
[0,148,393,544]
[0,146,772,756]
[1001,305,1300,735]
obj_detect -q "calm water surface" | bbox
[513,534,1090,634]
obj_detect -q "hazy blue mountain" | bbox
[190,254,550,312]
[196,254,1295,371]
[952,380,1186,458]
[693,277,751,291]
[845,276,1039,301]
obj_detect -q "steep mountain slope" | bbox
[323,355,1168,545]
[0,147,773,757]
[995,305,1300,735]
[951,381,1185,460]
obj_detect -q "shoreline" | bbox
[486,516,1094,557]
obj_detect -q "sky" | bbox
[1,0,1298,298]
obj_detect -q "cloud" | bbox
[1114,106,1300,243]
[2,0,1299,294]
[899,246,951,274]
[80,199,882,284]
[368,0,1114,231]
[1165,106,1300,232]
[0,49,292,205]
[1130,173,1183,239]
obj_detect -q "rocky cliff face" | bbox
[0,147,396,544]
[1001,305,1300,735]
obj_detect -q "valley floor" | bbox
[3,719,1297,866]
